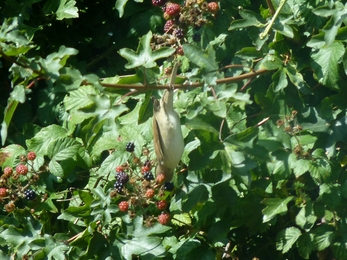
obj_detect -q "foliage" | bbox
[1,0,347,259]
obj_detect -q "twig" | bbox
[100,68,269,90]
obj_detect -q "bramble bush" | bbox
[1,0,347,259]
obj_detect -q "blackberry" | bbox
[144,171,154,181]
[152,0,166,6]
[144,159,152,168]
[164,20,175,33]
[125,142,135,152]
[114,181,124,193]
[116,171,129,184]
[24,189,36,200]
[174,28,184,38]
[163,182,174,191]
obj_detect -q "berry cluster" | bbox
[112,146,177,225]
[151,0,219,53]
[0,151,42,212]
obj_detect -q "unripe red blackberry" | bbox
[16,164,28,175]
[207,2,219,14]
[158,212,170,225]
[164,20,175,33]
[176,46,184,55]
[141,166,151,174]
[165,2,181,17]
[3,167,13,178]
[119,201,129,212]
[156,173,166,184]
[27,151,36,161]
[157,200,167,210]
[0,188,7,197]
[145,189,155,198]
[116,166,124,173]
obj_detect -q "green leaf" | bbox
[115,0,128,17]
[295,200,317,231]
[311,42,345,90]
[297,232,315,259]
[26,125,68,155]
[1,84,26,145]
[229,9,265,30]
[182,44,218,72]
[47,137,82,161]
[276,227,301,254]
[313,225,336,251]
[56,0,79,20]
[119,31,175,69]
[224,127,259,149]
[115,216,170,260]
[262,196,294,223]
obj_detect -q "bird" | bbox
[152,63,184,181]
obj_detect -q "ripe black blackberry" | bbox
[174,28,184,38]
[24,189,36,200]
[152,0,166,6]
[114,181,124,193]
[163,182,174,191]
[116,171,129,184]
[144,171,154,181]
[125,142,135,152]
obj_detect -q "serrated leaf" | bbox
[56,0,79,20]
[185,116,219,135]
[1,84,26,145]
[313,225,336,251]
[182,44,218,72]
[119,31,175,69]
[295,200,317,231]
[224,127,258,149]
[26,125,68,155]
[276,227,301,253]
[262,196,294,223]
[311,42,345,90]
[97,150,130,176]
[229,9,265,30]
[47,137,82,161]
[297,232,315,259]
[171,213,192,226]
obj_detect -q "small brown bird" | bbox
[152,64,184,181]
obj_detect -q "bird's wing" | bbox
[152,112,165,164]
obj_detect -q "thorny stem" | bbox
[100,68,269,90]
[266,0,275,15]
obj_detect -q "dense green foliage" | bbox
[1,0,347,259]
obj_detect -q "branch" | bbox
[99,68,269,90]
